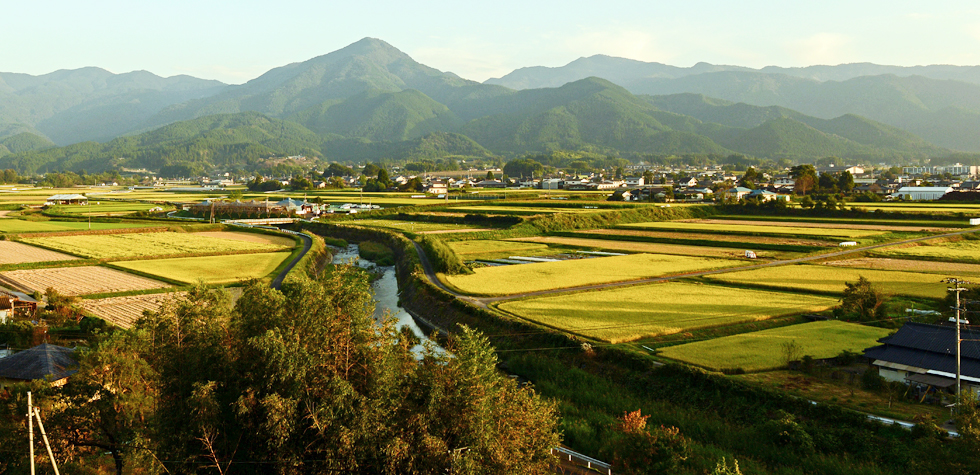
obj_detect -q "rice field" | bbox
[872,239,980,263]
[658,321,892,372]
[449,240,554,260]
[47,202,166,216]
[702,264,948,299]
[79,292,187,328]
[22,231,293,259]
[0,266,168,295]
[0,219,162,234]
[508,236,782,259]
[112,251,292,284]
[577,229,835,248]
[694,218,950,232]
[346,220,481,232]
[823,257,980,276]
[0,241,79,264]
[442,253,743,296]
[496,282,839,342]
[620,220,884,239]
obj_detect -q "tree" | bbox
[486,170,495,180]
[837,171,855,193]
[503,158,544,179]
[642,170,654,184]
[840,276,887,321]
[325,162,354,177]
[790,165,818,195]
[739,167,760,189]
[362,163,381,177]
[609,409,690,475]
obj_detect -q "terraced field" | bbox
[508,236,777,259]
[496,282,839,342]
[577,229,835,248]
[449,240,554,260]
[0,266,167,295]
[658,321,893,372]
[23,231,292,259]
[443,253,743,296]
[702,264,948,299]
[620,220,884,239]
[79,292,187,328]
[0,241,79,264]
[113,251,292,284]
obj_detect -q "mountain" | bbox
[0,68,225,145]
[0,132,55,158]
[322,131,493,162]
[0,112,323,174]
[486,55,980,90]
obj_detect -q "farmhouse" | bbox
[0,343,76,388]
[0,289,38,319]
[45,194,88,205]
[863,323,980,396]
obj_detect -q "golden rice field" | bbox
[621,221,884,239]
[702,264,948,299]
[0,241,79,264]
[450,239,551,255]
[872,239,980,263]
[442,253,743,296]
[79,292,187,328]
[112,251,291,284]
[577,228,835,248]
[347,220,480,232]
[0,219,161,234]
[696,218,951,232]
[22,231,293,259]
[658,321,893,372]
[0,266,167,296]
[508,236,784,259]
[496,282,839,343]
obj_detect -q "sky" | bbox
[3,1,980,85]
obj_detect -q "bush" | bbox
[860,367,885,392]
[358,241,395,266]
[322,236,348,248]
[418,235,471,275]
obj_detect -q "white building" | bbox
[892,186,953,201]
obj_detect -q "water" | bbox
[331,245,441,355]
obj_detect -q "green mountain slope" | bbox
[0,112,322,174]
[322,131,493,162]
[287,89,463,141]
[0,133,55,154]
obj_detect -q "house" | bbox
[624,177,645,187]
[425,181,448,194]
[0,343,77,388]
[45,194,88,205]
[892,186,953,201]
[723,187,753,200]
[747,189,788,202]
[864,323,980,396]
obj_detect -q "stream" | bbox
[331,245,442,355]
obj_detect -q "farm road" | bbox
[413,226,980,305]
[271,232,312,290]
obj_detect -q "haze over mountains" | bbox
[0,38,977,174]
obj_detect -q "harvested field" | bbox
[0,266,167,295]
[509,236,781,259]
[872,239,980,263]
[823,257,980,276]
[443,253,743,296]
[621,221,884,239]
[692,218,952,232]
[0,241,79,264]
[577,229,835,247]
[703,264,948,299]
[23,231,292,259]
[658,321,892,372]
[79,292,187,328]
[113,252,291,284]
[496,282,838,343]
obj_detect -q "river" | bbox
[331,245,441,355]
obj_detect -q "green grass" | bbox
[22,231,292,259]
[112,252,292,284]
[448,240,553,260]
[345,220,480,232]
[47,202,166,215]
[658,320,893,372]
[495,282,839,343]
[873,239,980,263]
[0,219,163,233]
[620,221,884,239]
[443,253,743,296]
[702,264,949,299]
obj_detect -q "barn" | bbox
[45,193,88,205]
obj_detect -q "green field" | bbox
[443,253,742,296]
[703,264,948,299]
[448,240,554,260]
[847,202,980,214]
[620,221,884,239]
[658,321,893,372]
[345,220,482,232]
[873,239,980,263]
[48,202,165,215]
[113,251,292,284]
[0,219,163,233]
[509,236,786,259]
[496,282,839,343]
[23,231,292,259]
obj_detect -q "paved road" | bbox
[415,226,980,305]
[271,231,313,290]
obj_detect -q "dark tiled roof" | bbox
[863,323,980,379]
[0,343,76,382]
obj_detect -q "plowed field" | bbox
[0,266,167,295]
[80,292,187,328]
[0,241,79,264]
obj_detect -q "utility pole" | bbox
[34,407,60,475]
[28,391,34,475]
[944,277,974,409]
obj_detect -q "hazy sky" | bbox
[3,1,979,84]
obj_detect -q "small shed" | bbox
[45,194,88,205]
[0,343,77,388]
[892,187,953,201]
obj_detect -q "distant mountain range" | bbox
[0,38,975,174]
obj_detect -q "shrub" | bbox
[860,367,885,392]
[418,235,472,275]
[358,241,395,266]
